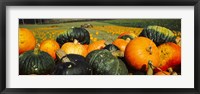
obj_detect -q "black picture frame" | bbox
[0,0,200,94]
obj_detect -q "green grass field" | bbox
[19,19,181,44]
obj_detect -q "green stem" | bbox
[33,44,40,55]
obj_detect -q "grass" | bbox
[19,21,116,44]
[19,19,181,44]
[97,19,181,31]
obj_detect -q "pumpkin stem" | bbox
[147,60,154,75]
[74,39,79,44]
[146,46,152,55]
[168,67,173,73]
[167,67,178,75]
[33,44,40,55]
[111,50,124,57]
[56,49,71,63]
[104,41,110,46]
[125,38,131,42]
[171,72,178,75]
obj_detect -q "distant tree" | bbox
[34,19,37,24]
[22,19,25,24]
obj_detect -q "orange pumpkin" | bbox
[112,39,130,52]
[40,39,60,59]
[61,40,87,57]
[19,28,36,54]
[154,71,170,75]
[157,42,181,72]
[124,37,160,71]
[83,44,89,49]
[87,40,106,53]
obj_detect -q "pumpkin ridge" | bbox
[25,55,31,74]
[19,52,28,68]
[29,53,37,74]
[19,53,26,74]
[89,50,104,67]
[25,53,33,74]
[30,55,36,74]
[34,55,40,74]
[37,53,45,74]
[35,55,41,74]
[40,52,52,74]
[45,54,54,73]
[44,52,54,73]
[114,58,120,75]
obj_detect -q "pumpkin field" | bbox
[19,19,181,75]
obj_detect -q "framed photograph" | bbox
[1,0,200,94]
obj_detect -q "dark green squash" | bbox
[56,27,90,46]
[104,44,120,52]
[51,49,92,75]
[19,47,55,75]
[139,25,176,45]
[120,35,134,40]
[86,49,128,75]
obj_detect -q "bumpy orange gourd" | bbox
[61,40,87,57]
[19,28,36,54]
[112,39,130,52]
[157,42,181,71]
[87,40,106,54]
[40,39,60,59]
[125,37,160,71]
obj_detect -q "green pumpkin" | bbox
[120,35,134,40]
[52,49,92,75]
[56,27,90,46]
[139,25,176,45]
[86,49,128,75]
[104,44,120,52]
[19,48,55,75]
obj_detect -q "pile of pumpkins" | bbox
[19,25,181,75]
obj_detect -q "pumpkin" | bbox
[19,28,36,54]
[112,39,130,52]
[103,44,134,73]
[19,47,55,75]
[86,49,128,75]
[118,32,137,40]
[52,49,92,75]
[87,40,106,53]
[56,27,90,46]
[40,39,60,59]
[124,37,160,71]
[83,44,89,49]
[139,25,176,46]
[61,40,87,57]
[156,42,181,72]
